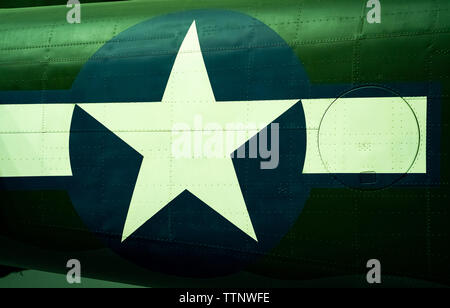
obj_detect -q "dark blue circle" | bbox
[68,10,310,277]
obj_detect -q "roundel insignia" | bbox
[68,10,310,277]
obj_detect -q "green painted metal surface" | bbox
[0,0,449,287]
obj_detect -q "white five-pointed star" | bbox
[79,21,299,242]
